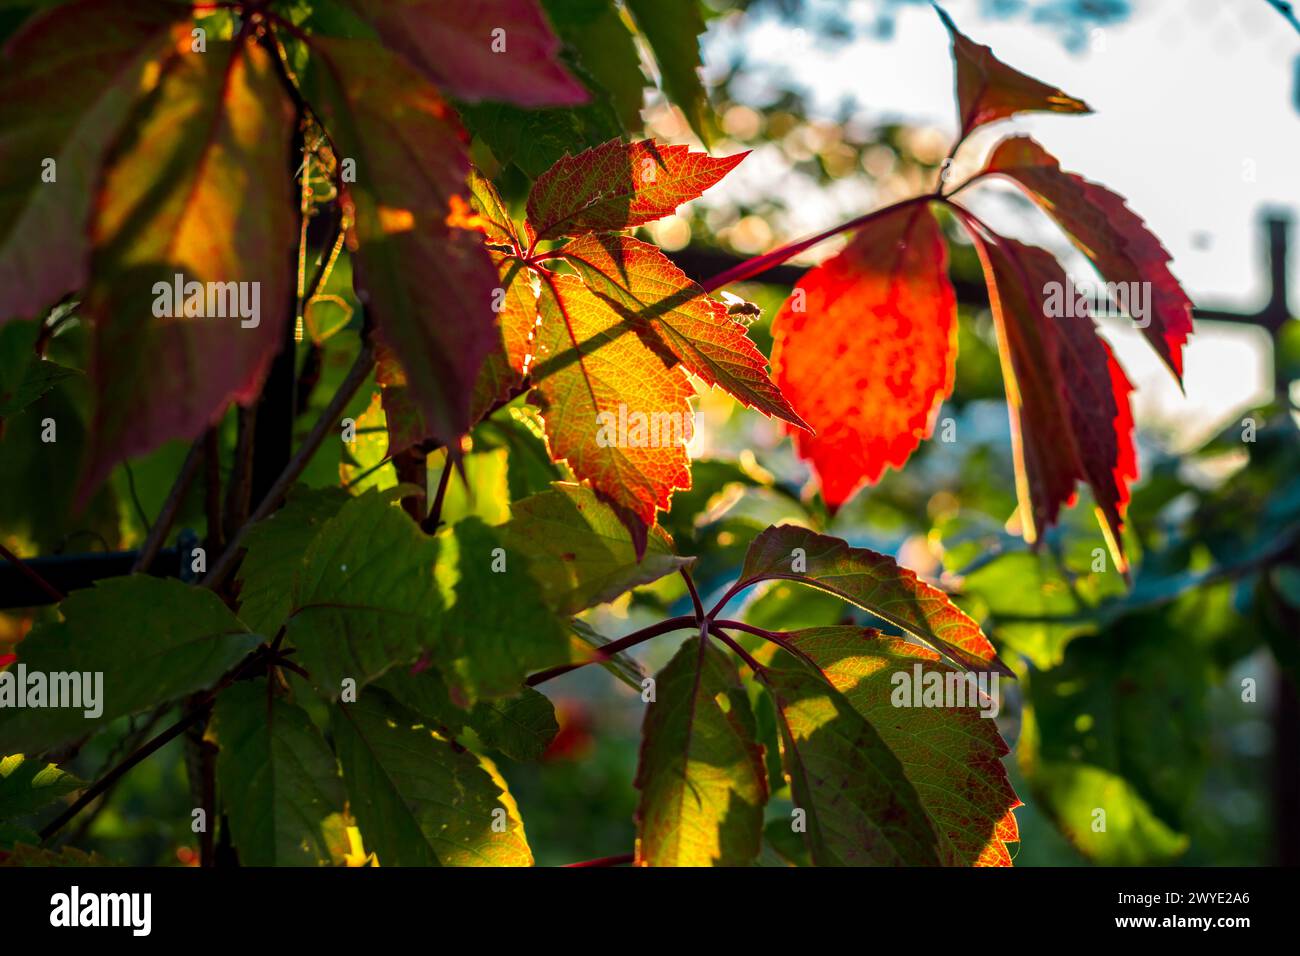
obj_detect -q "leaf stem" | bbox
[680,567,704,621]
[131,436,207,574]
[526,615,698,686]
[0,542,65,603]
[202,340,375,592]
[699,195,928,293]
[421,454,454,534]
[562,852,635,867]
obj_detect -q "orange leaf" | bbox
[526,138,746,241]
[964,222,1136,571]
[982,135,1194,383]
[562,233,805,428]
[530,273,694,527]
[938,6,1090,139]
[770,203,957,509]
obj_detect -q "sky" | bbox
[698,0,1300,449]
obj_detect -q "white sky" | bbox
[700,0,1299,449]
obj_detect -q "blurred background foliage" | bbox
[1,0,1296,866]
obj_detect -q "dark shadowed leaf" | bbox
[213,681,346,867]
[331,689,532,865]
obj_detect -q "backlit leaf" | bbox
[0,0,182,324]
[470,687,559,762]
[964,226,1136,571]
[735,525,1008,674]
[564,233,805,428]
[771,203,956,507]
[526,138,745,240]
[759,650,942,865]
[437,516,570,699]
[937,6,1090,139]
[81,33,295,496]
[530,273,694,527]
[0,754,83,820]
[634,637,767,866]
[982,135,1194,382]
[502,482,691,615]
[302,37,500,447]
[349,0,587,107]
[783,627,1020,866]
[623,0,713,145]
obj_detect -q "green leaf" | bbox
[0,0,182,324]
[0,319,77,418]
[760,650,942,865]
[1020,618,1207,864]
[470,687,558,762]
[634,637,767,866]
[503,482,690,615]
[0,841,115,866]
[437,517,570,699]
[783,627,1020,865]
[284,490,442,696]
[236,484,350,636]
[542,0,645,131]
[569,619,646,690]
[0,754,83,820]
[331,689,532,866]
[623,0,713,145]
[459,97,623,180]
[735,525,1009,674]
[0,576,259,754]
[213,681,346,867]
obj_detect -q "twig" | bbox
[202,340,375,591]
[0,542,64,603]
[526,615,698,686]
[131,437,206,573]
[680,567,705,621]
[421,455,454,534]
[40,645,272,842]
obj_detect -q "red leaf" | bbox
[349,0,587,107]
[963,220,1136,570]
[0,0,183,325]
[526,138,746,241]
[530,273,694,527]
[937,6,1091,139]
[81,33,296,497]
[770,203,957,509]
[982,135,1194,383]
[561,233,805,428]
[303,38,501,448]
